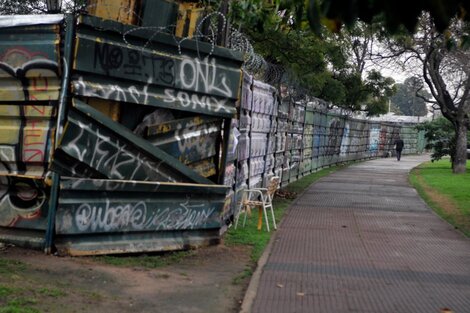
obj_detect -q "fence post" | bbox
[44,14,74,254]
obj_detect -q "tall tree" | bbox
[391,77,430,116]
[304,1,469,173]
[416,116,466,163]
[326,21,396,115]
[385,15,469,173]
[331,21,377,76]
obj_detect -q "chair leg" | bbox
[269,205,277,230]
[267,195,277,230]
[234,211,240,229]
[263,203,270,232]
[257,207,263,231]
[243,208,248,227]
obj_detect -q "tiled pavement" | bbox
[249,155,470,313]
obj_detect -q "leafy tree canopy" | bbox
[0,0,86,15]
[307,0,470,35]
[416,116,469,164]
[228,0,393,115]
[390,77,430,116]
[0,0,47,14]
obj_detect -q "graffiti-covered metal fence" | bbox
[228,72,426,211]
[0,14,243,255]
[0,14,425,256]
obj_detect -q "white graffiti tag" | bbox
[73,76,150,105]
[64,118,175,182]
[74,199,217,232]
[179,57,232,97]
[163,89,230,113]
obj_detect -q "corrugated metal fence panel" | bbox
[57,178,228,233]
[0,17,64,247]
[404,124,420,154]
[147,116,222,178]
[368,122,381,157]
[349,120,368,160]
[417,127,426,153]
[0,176,49,231]
[87,0,140,25]
[0,24,61,101]
[236,89,427,198]
[53,99,213,184]
[249,79,277,188]
[223,118,239,221]
[55,178,228,255]
[240,71,253,110]
[0,23,61,177]
[252,80,275,115]
[71,15,243,118]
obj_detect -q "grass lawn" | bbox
[410,159,470,237]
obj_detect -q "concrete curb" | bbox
[239,166,342,313]
[239,229,276,313]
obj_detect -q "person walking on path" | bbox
[394,136,404,161]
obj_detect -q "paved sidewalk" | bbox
[248,155,470,313]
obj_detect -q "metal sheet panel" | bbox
[56,178,227,234]
[0,106,55,176]
[0,176,49,230]
[240,71,253,110]
[252,80,275,115]
[0,22,62,177]
[87,0,139,25]
[140,0,178,28]
[250,133,268,157]
[147,116,221,164]
[251,112,271,133]
[54,177,228,255]
[0,14,64,28]
[147,116,222,178]
[237,132,250,161]
[71,15,243,118]
[0,17,62,247]
[0,25,61,102]
[55,229,221,256]
[305,110,314,124]
[53,99,214,184]
[175,2,206,39]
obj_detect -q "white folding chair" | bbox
[234,176,279,232]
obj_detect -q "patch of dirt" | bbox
[275,190,297,199]
[0,243,252,313]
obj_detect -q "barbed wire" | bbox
[81,4,274,69]
[84,4,220,57]
[81,3,320,103]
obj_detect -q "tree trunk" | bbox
[453,121,468,174]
